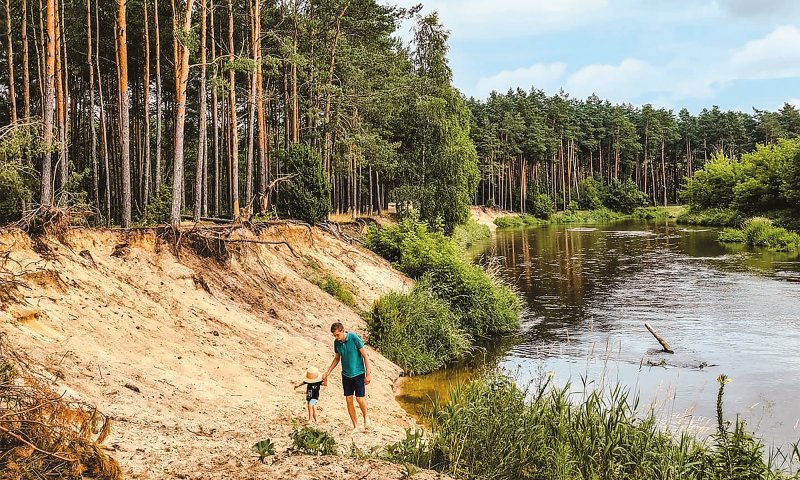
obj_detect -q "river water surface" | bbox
[398,219,800,448]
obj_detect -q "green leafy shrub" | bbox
[0,160,32,224]
[603,179,650,213]
[680,152,739,209]
[366,219,522,340]
[275,144,331,225]
[290,426,337,456]
[550,207,623,224]
[251,439,276,463]
[424,260,522,337]
[577,177,604,210]
[720,217,800,251]
[139,184,173,226]
[527,193,555,219]
[367,284,470,374]
[451,220,491,249]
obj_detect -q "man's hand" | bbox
[364,372,371,385]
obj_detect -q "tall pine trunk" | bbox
[171,0,196,226]
[117,0,131,227]
[194,0,208,221]
[143,0,151,209]
[154,0,163,193]
[5,0,17,123]
[41,0,56,206]
[227,0,239,220]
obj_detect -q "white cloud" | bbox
[729,26,800,79]
[787,99,800,109]
[565,59,656,102]
[475,62,568,97]
[395,0,609,40]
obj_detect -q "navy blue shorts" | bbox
[342,374,365,397]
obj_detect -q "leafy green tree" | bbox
[390,13,479,233]
[275,144,331,225]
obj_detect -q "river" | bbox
[398,219,800,449]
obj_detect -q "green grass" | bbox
[310,272,356,307]
[366,283,471,375]
[677,207,744,227]
[719,217,800,252]
[451,220,491,249]
[493,206,684,229]
[385,374,800,480]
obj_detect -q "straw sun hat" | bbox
[302,367,323,383]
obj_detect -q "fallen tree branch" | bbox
[645,323,674,354]
[0,423,76,463]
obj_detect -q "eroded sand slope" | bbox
[0,225,446,479]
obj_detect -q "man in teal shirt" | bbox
[323,322,371,433]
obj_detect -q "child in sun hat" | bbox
[293,366,325,423]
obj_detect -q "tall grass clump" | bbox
[386,373,800,480]
[366,283,471,374]
[719,217,800,252]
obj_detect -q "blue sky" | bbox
[393,0,800,113]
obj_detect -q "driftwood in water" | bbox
[645,323,674,354]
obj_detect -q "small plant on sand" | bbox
[290,426,337,456]
[252,439,276,463]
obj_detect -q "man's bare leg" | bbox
[346,396,358,433]
[356,397,369,431]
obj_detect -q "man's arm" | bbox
[323,353,341,382]
[359,348,371,385]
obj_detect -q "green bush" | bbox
[494,215,542,229]
[0,160,32,224]
[578,177,605,210]
[424,260,522,337]
[721,217,800,251]
[138,184,173,226]
[527,193,555,219]
[367,284,470,374]
[290,426,337,456]
[366,219,522,340]
[680,152,739,209]
[275,144,331,225]
[603,179,650,214]
[451,220,491,249]
[251,439,276,463]
[550,207,623,224]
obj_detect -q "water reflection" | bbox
[402,220,800,447]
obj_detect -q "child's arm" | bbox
[292,381,305,390]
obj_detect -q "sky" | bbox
[392,0,800,113]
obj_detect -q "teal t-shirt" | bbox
[334,332,366,378]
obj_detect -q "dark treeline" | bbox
[0,0,478,230]
[468,89,800,212]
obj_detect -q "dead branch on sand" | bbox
[0,334,122,479]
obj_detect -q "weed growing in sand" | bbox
[309,272,356,307]
[252,439,276,463]
[290,426,337,456]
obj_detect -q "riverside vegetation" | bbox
[678,138,800,251]
[382,374,800,480]
[363,217,522,374]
